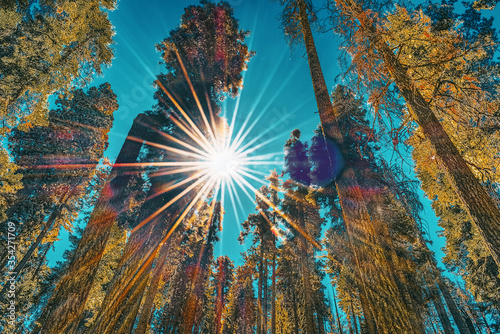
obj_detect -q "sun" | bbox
[208,149,240,179]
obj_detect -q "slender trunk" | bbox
[297,0,343,145]
[35,113,147,334]
[437,279,472,334]
[271,251,276,334]
[298,203,316,334]
[428,306,440,334]
[462,309,477,334]
[134,240,171,334]
[333,288,344,334]
[340,0,500,266]
[257,244,263,334]
[263,255,268,334]
[430,285,454,334]
[0,192,69,301]
[215,260,226,334]
[479,307,493,334]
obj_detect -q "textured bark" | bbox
[90,191,180,334]
[263,256,268,334]
[356,278,379,334]
[35,113,147,334]
[333,289,344,334]
[340,0,500,267]
[350,300,359,334]
[257,245,263,334]
[430,285,454,334]
[437,279,472,334]
[297,0,343,145]
[134,241,171,334]
[271,251,276,334]
[298,203,316,334]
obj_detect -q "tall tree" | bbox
[327,0,500,266]
[238,172,281,334]
[0,0,116,132]
[34,112,148,333]
[0,83,117,306]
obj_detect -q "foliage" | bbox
[0,0,116,132]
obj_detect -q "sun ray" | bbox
[155,80,214,151]
[172,45,217,145]
[145,170,208,202]
[132,173,212,234]
[135,119,211,158]
[225,178,242,228]
[114,178,215,309]
[149,166,204,178]
[163,112,215,155]
[113,162,206,168]
[126,136,207,160]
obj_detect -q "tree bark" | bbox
[430,285,455,334]
[437,279,472,334]
[35,113,147,334]
[339,0,500,267]
[263,255,268,334]
[257,244,263,334]
[332,288,344,334]
[271,250,276,334]
[90,192,182,334]
[357,280,378,334]
[298,203,316,334]
[134,240,171,334]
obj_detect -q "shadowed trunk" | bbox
[263,255,268,334]
[333,289,344,334]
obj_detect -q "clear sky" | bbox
[49,0,466,269]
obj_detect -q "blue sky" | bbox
[49,0,466,272]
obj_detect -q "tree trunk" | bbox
[333,288,344,334]
[257,244,263,334]
[271,250,276,334]
[0,191,69,301]
[90,192,182,334]
[437,279,472,334]
[357,282,378,334]
[298,203,316,334]
[263,255,268,334]
[340,0,500,267]
[350,299,359,334]
[430,285,454,334]
[35,113,147,334]
[292,292,300,334]
[134,240,171,334]
[297,0,343,145]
